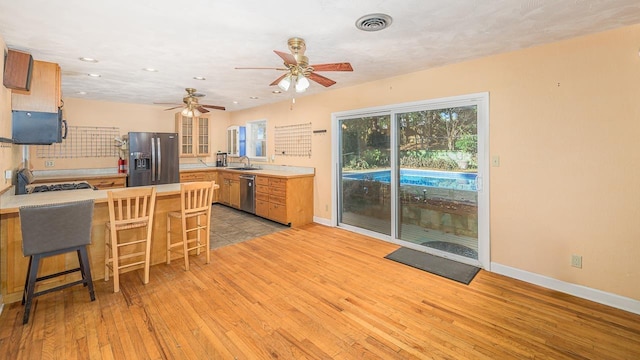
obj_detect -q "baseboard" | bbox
[313,216,333,227]
[491,262,640,315]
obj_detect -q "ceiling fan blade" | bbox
[311,62,354,72]
[235,67,289,71]
[308,72,337,87]
[274,50,297,66]
[196,106,210,114]
[269,73,288,86]
[163,105,184,111]
[200,104,226,111]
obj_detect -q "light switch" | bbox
[491,155,500,167]
[4,169,12,180]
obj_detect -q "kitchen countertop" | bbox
[1,164,314,214]
[180,163,315,179]
[0,183,181,215]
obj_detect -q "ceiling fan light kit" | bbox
[181,107,201,117]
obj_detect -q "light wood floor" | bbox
[1,224,639,359]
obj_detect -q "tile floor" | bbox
[210,204,289,249]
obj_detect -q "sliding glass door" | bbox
[396,105,479,263]
[335,94,488,268]
[338,115,391,236]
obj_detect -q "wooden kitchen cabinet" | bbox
[220,172,240,209]
[255,175,314,226]
[176,113,210,157]
[11,60,62,113]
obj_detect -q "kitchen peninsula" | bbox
[0,165,315,304]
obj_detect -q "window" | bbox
[246,119,267,159]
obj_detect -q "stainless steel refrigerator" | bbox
[127,132,179,187]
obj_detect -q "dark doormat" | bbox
[384,247,480,285]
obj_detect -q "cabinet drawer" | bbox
[269,178,286,187]
[256,184,269,194]
[223,172,240,181]
[269,202,287,224]
[180,172,210,182]
[269,195,286,206]
[87,177,126,189]
[256,177,269,186]
[256,192,269,202]
[269,186,286,197]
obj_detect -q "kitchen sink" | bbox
[228,167,260,171]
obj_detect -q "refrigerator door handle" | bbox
[156,137,162,180]
[151,137,156,182]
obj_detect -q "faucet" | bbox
[239,156,251,168]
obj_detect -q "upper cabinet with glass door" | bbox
[175,113,210,157]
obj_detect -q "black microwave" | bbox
[12,109,67,145]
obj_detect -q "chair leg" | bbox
[22,256,33,305]
[205,220,211,265]
[22,254,40,325]
[182,218,190,271]
[77,247,96,301]
[143,224,152,285]
[196,216,201,256]
[166,215,172,264]
[111,230,120,293]
[104,226,110,282]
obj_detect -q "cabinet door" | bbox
[196,117,210,156]
[176,113,195,157]
[229,180,240,209]
[220,179,230,205]
[11,60,61,112]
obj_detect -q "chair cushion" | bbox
[19,199,94,256]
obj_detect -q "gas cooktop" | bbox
[26,181,95,194]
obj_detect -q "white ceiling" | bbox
[1,0,639,111]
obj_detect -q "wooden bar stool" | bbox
[104,187,157,293]
[19,199,96,325]
[167,181,215,270]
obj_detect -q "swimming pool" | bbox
[343,169,477,191]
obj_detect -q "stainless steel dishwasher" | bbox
[239,174,256,214]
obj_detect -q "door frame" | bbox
[331,92,490,270]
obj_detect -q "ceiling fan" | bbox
[236,37,353,93]
[154,88,225,116]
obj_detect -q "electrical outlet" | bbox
[571,254,582,268]
[491,155,500,167]
[45,160,54,167]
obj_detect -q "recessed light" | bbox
[272,90,282,94]
[143,68,158,72]
[249,96,259,100]
[193,76,206,80]
[79,57,98,63]
[87,73,101,77]
[77,91,87,95]
[233,101,239,104]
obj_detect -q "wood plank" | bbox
[1,224,638,359]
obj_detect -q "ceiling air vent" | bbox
[355,13,393,32]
